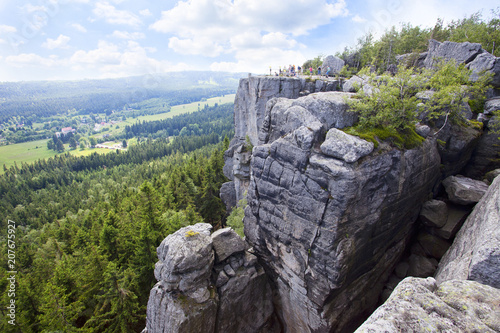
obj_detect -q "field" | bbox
[0,95,234,174]
[0,139,118,172]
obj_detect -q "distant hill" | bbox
[0,71,245,123]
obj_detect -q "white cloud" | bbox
[68,40,173,79]
[71,40,122,65]
[6,53,59,67]
[111,30,145,40]
[211,47,307,74]
[139,9,152,16]
[150,0,348,57]
[0,25,17,34]
[42,34,71,49]
[93,2,142,27]
[21,4,48,14]
[71,23,87,33]
[352,14,366,23]
[168,37,225,57]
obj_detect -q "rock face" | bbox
[435,176,500,289]
[355,277,500,332]
[221,76,346,209]
[242,81,441,332]
[322,55,345,75]
[464,116,500,179]
[145,224,278,333]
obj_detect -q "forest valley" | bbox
[0,101,237,332]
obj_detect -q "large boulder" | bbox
[419,199,448,228]
[442,175,489,205]
[467,51,500,87]
[320,128,374,163]
[322,55,345,75]
[355,277,500,332]
[435,176,500,289]
[211,227,246,262]
[424,39,483,68]
[244,88,441,332]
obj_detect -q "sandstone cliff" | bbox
[242,88,441,332]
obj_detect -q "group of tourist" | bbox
[271,65,332,77]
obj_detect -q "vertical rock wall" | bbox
[222,77,442,332]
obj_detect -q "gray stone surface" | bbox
[484,97,500,115]
[222,76,351,211]
[419,199,448,228]
[424,39,483,68]
[146,224,279,333]
[417,232,451,260]
[467,51,500,87]
[435,122,482,177]
[464,116,500,179]
[320,128,374,163]
[415,124,431,138]
[322,55,345,76]
[435,176,500,289]
[407,254,438,278]
[355,277,500,332]
[342,75,364,92]
[245,111,441,332]
[431,204,470,240]
[443,175,489,205]
[211,227,246,263]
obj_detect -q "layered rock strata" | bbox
[241,88,441,332]
[222,76,342,209]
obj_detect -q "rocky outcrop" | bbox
[242,85,441,332]
[434,121,482,177]
[468,52,500,87]
[464,115,500,179]
[322,55,345,75]
[145,224,278,333]
[424,39,483,68]
[435,176,500,289]
[355,277,500,332]
[221,76,345,208]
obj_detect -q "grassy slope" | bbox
[0,94,235,174]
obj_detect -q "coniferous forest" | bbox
[0,102,232,332]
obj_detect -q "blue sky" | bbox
[0,0,497,81]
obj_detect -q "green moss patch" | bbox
[343,126,425,150]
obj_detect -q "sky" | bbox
[0,0,497,82]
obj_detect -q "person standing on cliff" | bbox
[318,66,321,75]
[325,66,331,77]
